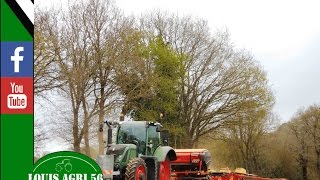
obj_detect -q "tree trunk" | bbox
[74,140,81,152]
[316,150,320,178]
[193,139,199,148]
[82,98,91,157]
[73,139,81,152]
[73,109,81,152]
[98,86,105,155]
[300,155,308,180]
[302,164,308,180]
[181,133,195,148]
[84,122,90,156]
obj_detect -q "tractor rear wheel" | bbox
[159,157,171,180]
[125,158,147,180]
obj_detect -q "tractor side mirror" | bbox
[161,130,169,146]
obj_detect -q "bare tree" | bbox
[220,110,274,173]
[289,105,320,180]
[290,119,310,180]
[34,119,48,153]
[34,8,63,96]
[139,12,274,147]
[36,0,137,155]
[34,8,61,154]
[39,1,100,152]
[82,0,134,154]
[302,105,320,177]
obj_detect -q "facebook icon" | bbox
[11,47,24,73]
[1,42,33,77]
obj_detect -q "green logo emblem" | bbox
[29,151,103,180]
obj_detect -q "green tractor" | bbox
[97,121,177,180]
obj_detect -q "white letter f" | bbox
[11,46,24,73]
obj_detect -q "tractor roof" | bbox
[119,121,161,126]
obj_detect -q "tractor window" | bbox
[147,126,160,154]
[117,123,146,154]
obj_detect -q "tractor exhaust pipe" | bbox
[106,121,112,146]
[99,121,113,147]
[107,125,112,146]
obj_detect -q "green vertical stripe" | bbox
[1,114,33,180]
[1,0,34,179]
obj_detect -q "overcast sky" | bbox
[37,0,320,122]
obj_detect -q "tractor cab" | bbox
[98,121,176,180]
[116,121,162,156]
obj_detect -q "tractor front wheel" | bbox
[125,158,147,180]
[159,157,171,180]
